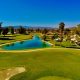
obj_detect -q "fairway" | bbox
[37,76,72,80]
[0,48,80,80]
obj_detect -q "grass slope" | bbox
[37,76,72,80]
[0,48,80,80]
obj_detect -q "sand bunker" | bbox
[0,67,26,80]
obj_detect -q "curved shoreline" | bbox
[0,37,53,51]
[0,39,32,47]
[0,48,80,53]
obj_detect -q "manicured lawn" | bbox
[0,34,32,44]
[37,76,72,80]
[0,48,80,80]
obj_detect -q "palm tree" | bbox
[76,24,80,35]
[59,22,65,42]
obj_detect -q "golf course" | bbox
[1,0,80,79]
[0,48,80,80]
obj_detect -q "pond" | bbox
[2,35,51,50]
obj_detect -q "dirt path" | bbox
[0,67,26,80]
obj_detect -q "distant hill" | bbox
[3,26,29,29]
[13,26,29,29]
[28,26,55,30]
[3,26,54,29]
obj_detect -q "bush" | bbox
[61,41,73,47]
[55,42,61,46]
[60,41,80,49]
[66,46,80,49]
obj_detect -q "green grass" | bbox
[0,48,80,80]
[61,41,73,46]
[54,41,77,48]
[0,34,32,44]
[37,76,72,80]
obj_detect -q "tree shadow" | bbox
[0,38,14,40]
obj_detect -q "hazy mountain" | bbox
[3,26,54,29]
[3,26,29,29]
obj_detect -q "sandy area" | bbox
[0,67,26,80]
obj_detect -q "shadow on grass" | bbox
[0,38,14,40]
[10,69,74,80]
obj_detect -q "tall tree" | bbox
[18,26,26,34]
[76,24,80,35]
[0,22,2,28]
[64,28,71,41]
[59,22,65,42]
[2,27,9,36]
[11,27,14,34]
[8,26,14,34]
[42,28,48,34]
[42,34,47,41]
[0,22,2,35]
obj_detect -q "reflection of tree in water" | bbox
[20,41,24,44]
[6,44,10,47]
[43,42,47,47]
[37,36,40,39]
[35,35,40,39]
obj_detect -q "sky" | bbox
[0,0,80,27]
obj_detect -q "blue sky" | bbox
[0,0,80,27]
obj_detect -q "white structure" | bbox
[70,35,78,42]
